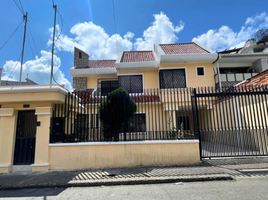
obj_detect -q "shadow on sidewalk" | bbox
[0,187,66,198]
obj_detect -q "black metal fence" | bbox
[194,85,268,158]
[50,85,268,159]
[50,88,197,143]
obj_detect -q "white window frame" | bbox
[158,67,188,89]
[118,73,144,94]
[196,66,205,77]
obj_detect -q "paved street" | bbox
[0,177,268,200]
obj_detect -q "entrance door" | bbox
[13,110,37,165]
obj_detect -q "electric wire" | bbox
[0,20,23,52]
[112,0,119,54]
[18,0,25,14]
[13,0,24,14]
[6,53,22,82]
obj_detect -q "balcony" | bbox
[215,72,259,88]
[255,29,268,44]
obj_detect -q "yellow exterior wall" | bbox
[86,63,214,90]
[160,63,215,88]
[49,141,200,170]
[0,111,17,173]
[0,87,66,173]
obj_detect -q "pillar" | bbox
[31,107,52,171]
[0,108,16,173]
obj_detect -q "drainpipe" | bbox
[213,53,222,91]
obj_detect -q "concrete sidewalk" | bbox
[1,157,268,190]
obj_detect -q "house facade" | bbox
[70,42,217,93]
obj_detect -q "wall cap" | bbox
[0,164,11,168]
[31,163,50,167]
[49,140,199,147]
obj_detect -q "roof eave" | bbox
[160,53,218,64]
[70,67,118,77]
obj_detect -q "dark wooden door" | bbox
[13,110,37,165]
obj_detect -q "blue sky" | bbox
[0,0,267,89]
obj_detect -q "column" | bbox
[31,107,52,171]
[0,108,16,173]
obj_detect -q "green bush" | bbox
[99,88,137,141]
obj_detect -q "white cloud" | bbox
[192,12,268,51]
[134,12,184,50]
[48,23,133,59]
[49,12,184,58]
[1,50,72,90]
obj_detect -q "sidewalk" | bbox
[1,157,268,190]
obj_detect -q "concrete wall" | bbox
[49,140,200,170]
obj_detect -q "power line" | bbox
[18,0,25,14]
[0,20,23,52]
[112,0,119,54]
[26,32,35,58]
[55,11,63,44]
[6,53,22,82]
[28,24,39,56]
[13,0,24,14]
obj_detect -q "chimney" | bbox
[74,47,89,68]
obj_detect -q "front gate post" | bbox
[192,88,202,160]
[0,108,16,173]
[31,106,52,171]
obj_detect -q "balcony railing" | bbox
[255,29,268,43]
[215,72,258,84]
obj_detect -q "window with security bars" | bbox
[118,75,143,93]
[125,114,146,132]
[159,69,186,89]
[100,80,119,96]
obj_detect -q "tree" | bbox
[99,88,137,141]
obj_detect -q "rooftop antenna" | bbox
[50,3,57,87]
[19,12,28,85]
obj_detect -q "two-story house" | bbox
[69,42,217,139]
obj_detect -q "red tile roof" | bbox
[159,42,210,54]
[87,60,116,68]
[120,51,155,63]
[236,70,268,88]
[74,90,160,104]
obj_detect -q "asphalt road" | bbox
[0,178,267,200]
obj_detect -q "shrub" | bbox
[99,88,137,141]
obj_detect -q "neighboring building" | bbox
[0,78,38,86]
[236,69,268,88]
[214,29,268,89]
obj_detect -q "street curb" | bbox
[0,175,234,190]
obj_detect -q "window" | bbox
[79,51,82,59]
[100,80,119,96]
[125,114,146,132]
[118,75,143,93]
[159,69,186,89]
[196,66,205,76]
[177,116,190,131]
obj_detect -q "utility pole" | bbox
[19,12,28,85]
[50,4,57,87]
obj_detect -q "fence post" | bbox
[193,88,202,160]
[123,92,127,141]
